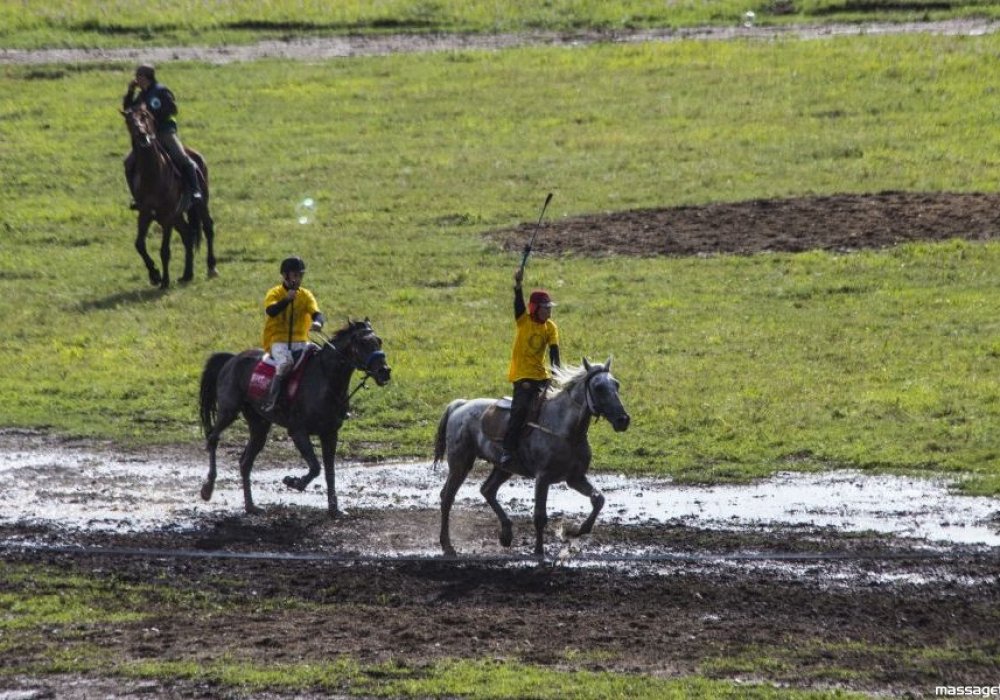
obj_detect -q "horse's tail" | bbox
[433,399,466,466]
[199,352,234,436]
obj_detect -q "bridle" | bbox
[126,108,156,150]
[579,367,615,418]
[317,325,387,398]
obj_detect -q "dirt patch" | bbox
[493,191,1000,257]
[0,431,998,697]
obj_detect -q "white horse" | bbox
[434,358,631,557]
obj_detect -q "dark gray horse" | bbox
[198,319,391,516]
[435,358,630,557]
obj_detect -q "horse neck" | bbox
[542,381,593,440]
[135,138,171,178]
[314,345,356,398]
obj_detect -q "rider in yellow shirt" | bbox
[500,266,560,470]
[260,256,325,412]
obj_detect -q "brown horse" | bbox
[122,105,217,288]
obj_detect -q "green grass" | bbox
[4,0,1000,49]
[4,33,1000,493]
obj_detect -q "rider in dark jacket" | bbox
[123,64,202,205]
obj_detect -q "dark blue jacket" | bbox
[123,82,178,133]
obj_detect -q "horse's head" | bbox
[122,105,156,150]
[324,318,391,386]
[580,357,630,432]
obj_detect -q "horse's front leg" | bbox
[158,222,172,289]
[282,430,322,494]
[480,467,514,549]
[134,211,161,286]
[532,476,556,558]
[319,430,341,517]
[565,474,605,538]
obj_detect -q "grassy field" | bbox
[3,0,1000,48]
[4,32,1000,494]
[3,7,1000,699]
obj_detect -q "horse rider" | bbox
[122,63,203,206]
[260,256,326,413]
[499,266,560,470]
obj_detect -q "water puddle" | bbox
[0,440,997,547]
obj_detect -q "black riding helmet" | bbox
[280,256,306,274]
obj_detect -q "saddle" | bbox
[247,345,318,405]
[480,393,546,442]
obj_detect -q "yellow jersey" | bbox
[507,312,559,382]
[262,284,320,352]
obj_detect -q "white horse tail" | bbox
[433,399,468,466]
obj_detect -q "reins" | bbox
[314,327,385,399]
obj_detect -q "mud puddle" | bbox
[0,432,997,554]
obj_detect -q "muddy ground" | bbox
[3,189,1000,698]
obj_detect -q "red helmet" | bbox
[528,289,555,318]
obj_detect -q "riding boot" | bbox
[184,161,203,201]
[260,375,284,413]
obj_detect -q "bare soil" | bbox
[5,23,1000,700]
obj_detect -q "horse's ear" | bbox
[582,357,591,371]
[605,355,613,371]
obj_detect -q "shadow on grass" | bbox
[75,287,167,312]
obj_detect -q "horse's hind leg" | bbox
[239,415,272,515]
[201,404,241,502]
[178,217,196,283]
[134,211,161,286]
[532,476,556,558]
[158,223,172,288]
[202,204,218,278]
[565,475,605,539]
[439,458,475,557]
[480,466,515,549]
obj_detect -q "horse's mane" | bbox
[330,318,369,341]
[548,363,594,396]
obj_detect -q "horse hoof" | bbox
[159,279,170,290]
[148,271,162,286]
[208,268,220,279]
[499,524,513,548]
[283,475,305,492]
[245,505,265,516]
[200,483,214,501]
[441,546,457,558]
[179,275,193,284]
